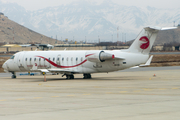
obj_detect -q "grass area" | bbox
[150,54,180,67]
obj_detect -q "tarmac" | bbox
[0,67,180,120]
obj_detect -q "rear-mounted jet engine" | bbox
[85,51,115,62]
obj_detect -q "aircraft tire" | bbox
[11,75,16,79]
[70,75,74,79]
[83,74,91,79]
[66,75,74,79]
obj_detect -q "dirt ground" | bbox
[0,57,9,73]
[150,54,180,67]
[0,54,180,73]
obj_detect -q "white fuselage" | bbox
[3,50,149,74]
[2,26,176,79]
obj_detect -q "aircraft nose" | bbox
[2,62,8,72]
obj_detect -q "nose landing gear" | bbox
[11,72,16,79]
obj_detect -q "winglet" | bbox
[139,55,153,67]
[161,27,177,30]
[130,55,153,69]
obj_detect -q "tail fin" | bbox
[128,26,177,54]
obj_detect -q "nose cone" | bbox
[2,63,8,72]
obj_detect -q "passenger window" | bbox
[76,58,78,61]
[44,58,45,61]
[49,58,50,61]
[62,58,64,61]
[81,57,83,62]
[57,58,59,61]
[71,57,73,61]
[67,58,68,61]
[34,58,36,61]
[53,58,55,61]
[39,58,41,61]
[30,58,32,61]
[25,58,27,61]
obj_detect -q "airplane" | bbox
[19,44,32,47]
[2,26,177,79]
[19,44,54,50]
[35,44,54,50]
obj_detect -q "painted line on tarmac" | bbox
[119,91,128,93]
[159,88,167,90]
[67,95,76,97]
[3,87,180,101]
[172,88,179,90]
[34,97,43,99]
[16,98,25,100]
[51,96,59,98]
[83,94,91,95]
[133,90,141,92]
[143,88,153,91]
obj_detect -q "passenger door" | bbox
[17,52,26,71]
[56,55,61,67]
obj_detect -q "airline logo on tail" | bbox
[139,36,149,49]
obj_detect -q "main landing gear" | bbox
[83,74,91,79]
[11,72,16,79]
[63,74,92,79]
[66,74,74,79]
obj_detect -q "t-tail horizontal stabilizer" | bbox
[128,26,177,54]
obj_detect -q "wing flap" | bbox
[48,68,80,74]
[48,68,72,72]
[39,69,49,73]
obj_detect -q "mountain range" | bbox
[0,0,180,44]
[0,14,60,44]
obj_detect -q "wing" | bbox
[31,65,80,74]
[130,55,153,69]
[48,68,80,74]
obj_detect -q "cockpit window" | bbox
[10,56,15,59]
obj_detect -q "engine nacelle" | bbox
[85,51,115,62]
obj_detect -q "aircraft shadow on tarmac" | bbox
[6,75,144,82]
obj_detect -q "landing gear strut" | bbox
[83,74,91,79]
[11,72,16,79]
[66,75,74,79]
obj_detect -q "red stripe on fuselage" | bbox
[85,53,95,57]
[36,56,87,68]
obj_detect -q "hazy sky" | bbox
[1,0,180,11]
